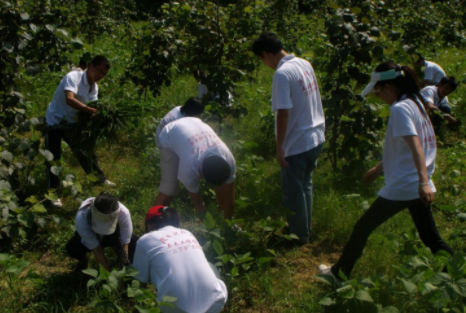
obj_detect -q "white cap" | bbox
[91,202,120,235]
[361,69,398,96]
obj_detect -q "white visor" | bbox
[91,202,120,235]
[361,70,398,96]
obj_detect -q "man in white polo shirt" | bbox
[133,206,228,313]
[65,192,138,271]
[45,55,114,208]
[252,32,325,246]
[155,117,236,219]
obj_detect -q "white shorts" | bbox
[158,148,179,196]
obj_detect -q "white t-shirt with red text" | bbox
[272,55,325,157]
[155,106,184,148]
[133,226,228,313]
[46,70,98,125]
[159,117,235,193]
[379,96,436,200]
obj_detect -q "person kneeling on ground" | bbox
[133,206,228,313]
[66,192,138,271]
[154,117,236,220]
[420,76,459,125]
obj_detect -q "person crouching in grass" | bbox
[133,206,228,313]
[66,192,138,271]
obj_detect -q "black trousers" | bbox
[332,197,454,278]
[66,229,139,264]
[45,127,106,189]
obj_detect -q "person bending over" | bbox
[154,117,236,219]
[413,53,446,88]
[318,62,453,280]
[133,206,228,313]
[420,76,459,125]
[66,192,138,271]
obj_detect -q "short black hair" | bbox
[202,155,231,186]
[90,55,110,70]
[251,32,283,58]
[180,97,204,116]
[93,191,119,214]
[193,70,207,80]
[146,207,180,230]
[79,58,87,67]
[439,76,458,91]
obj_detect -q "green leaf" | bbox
[202,212,215,230]
[71,38,84,49]
[213,239,223,255]
[231,266,239,276]
[99,264,111,280]
[355,290,373,302]
[2,42,14,53]
[1,150,13,162]
[336,285,355,298]
[31,204,47,213]
[86,174,99,182]
[319,297,336,306]
[87,278,97,288]
[458,213,466,222]
[25,196,38,204]
[315,274,336,285]
[39,149,54,161]
[400,278,418,294]
[82,268,99,278]
[438,205,457,212]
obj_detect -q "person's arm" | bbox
[215,182,235,220]
[444,114,458,124]
[404,135,434,206]
[91,245,110,271]
[424,101,441,112]
[276,109,289,168]
[362,161,383,186]
[65,91,97,114]
[188,191,206,213]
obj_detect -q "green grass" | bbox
[2,30,466,313]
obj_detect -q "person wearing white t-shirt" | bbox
[318,62,453,280]
[45,55,115,208]
[420,77,459,125]
[65,192,138,271]
[133,206,228,313]
[155,117,236,219]
[414,54,446,87]
[193,70,233,107]
[252,32,325,245]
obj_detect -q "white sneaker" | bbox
[103,179,116,187]
[52,199,62,208]
[318,264,336,279]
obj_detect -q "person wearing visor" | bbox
[318,62,453,280]
[65,192,138,271]
[155,117,236,219]
[133,206,228,313]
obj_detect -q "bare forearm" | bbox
[65,91,97,114]
[216,182,235,219]
[188,192,206,212]
[92,246,110,271]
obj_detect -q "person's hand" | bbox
[90,108,99,119]
[362,167,380,186]
[276,147,289,168]
[419,184,434,207]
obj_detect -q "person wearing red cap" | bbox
[155,117,236,219]
[133,206,228,313]
[65,192,138,271]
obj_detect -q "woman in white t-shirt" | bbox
[318,62,453,279]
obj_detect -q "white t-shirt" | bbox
[272,55,325,157]
[155,106,184,148]
[133,226,228,313]
[378,97,436,201]
[159,117,236,193]
[424,61,446,85]
[198,82,208,98]
[420,86,449,108]
[46,70,98,126]
[75,197,133,250]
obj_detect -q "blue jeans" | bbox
[281,144,323,243]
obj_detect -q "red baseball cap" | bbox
[145,206,167,222]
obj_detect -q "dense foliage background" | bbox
[1,0,466,312]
